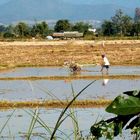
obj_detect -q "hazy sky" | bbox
[0,0,140,8]
[0,0,10,5]
[66,0,140,7]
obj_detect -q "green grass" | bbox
[50,80,96,140]
[0,110,15,139]
[23,80,96,140]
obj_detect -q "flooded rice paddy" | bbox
[0,108,132,140]
[0,79,139,101]
[0,66,140,77]
[0,66,139,139]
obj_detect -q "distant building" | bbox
[52,31,83,39]
[46,36,53,40]
[52,32,64,39]
[64,31,83,38]
[88,28,96,33]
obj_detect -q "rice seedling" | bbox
[25,109,52,135]
[68,84,80,140]
[25,81,73,140]
[26,109,39,140]
[0,110,15,138]
[25,108,74,140]
[23,80,96,140]
[50,80,96,140]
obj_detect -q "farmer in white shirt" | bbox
[100,54,110,74]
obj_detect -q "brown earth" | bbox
[0,40,139,109]
[0,75,139,80]
[0,40,140,69]
[0,99,111,109]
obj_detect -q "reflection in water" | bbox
[102,79,109,86]
[70,71,81,76]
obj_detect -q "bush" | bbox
[3,32,15,38]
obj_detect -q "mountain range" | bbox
[0,0,136,24]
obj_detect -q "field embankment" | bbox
[0,99,111,109]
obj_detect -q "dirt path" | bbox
[0,40,140,69]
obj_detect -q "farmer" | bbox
[100,54,110,74]
[69,61,81,73]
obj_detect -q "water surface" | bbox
[0,66,139,140]
[0,79,139,101]
[0,108,131,140]
[0,66,140,77]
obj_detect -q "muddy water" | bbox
[0,108,131,140]
[0,79,139,101]
[0,65,139,101]
[0,66,140,77]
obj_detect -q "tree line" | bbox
[0,20,92,39]
[101,9,140,36]
[0,8,140,39]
